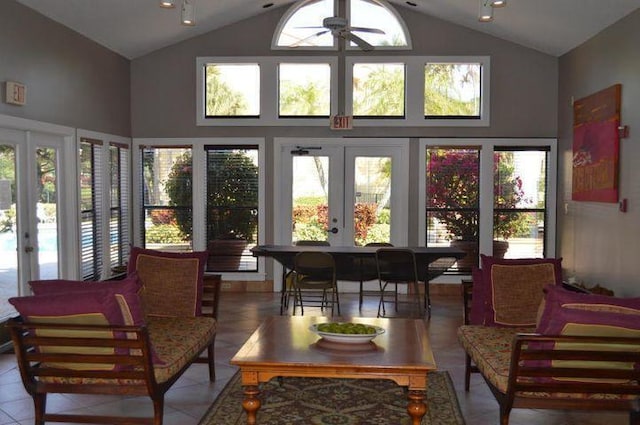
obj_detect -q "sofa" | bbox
[457,255,640,425]
[6,248,220,425]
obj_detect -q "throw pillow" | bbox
[29,275,145,327]
[535,307,640,380]
[537,284,640,333]
[127,247,208,317]
[480,255,562,327]
[9,290,126,370]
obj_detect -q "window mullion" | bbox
[478,146,494,257]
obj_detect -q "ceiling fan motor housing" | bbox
[323,16,348,30]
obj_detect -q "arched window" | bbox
[273,0,411,50]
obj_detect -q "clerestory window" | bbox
[273,0,410,50]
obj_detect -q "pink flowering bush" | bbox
[427,149,528,240]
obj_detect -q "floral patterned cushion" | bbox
[38,315,216,385]
[458,325,533,393]
[458,325,640,400]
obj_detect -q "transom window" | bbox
[273,0,410,50]
[197,56,489,127]
[425,62,481,119]
[204,64,260,118]
[278,63,331,117]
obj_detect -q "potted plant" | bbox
[427,149,529,269]
[166,150,259,271]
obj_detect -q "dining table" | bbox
[251,244,467,314]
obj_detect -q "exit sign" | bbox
[5,81,26,106]
[330,115,353,130]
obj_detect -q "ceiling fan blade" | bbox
[290,30,330,47]
[342,31,374,51]
[349,26,385,35]
[295,26,326,29]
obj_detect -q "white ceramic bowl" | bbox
[309,323,385,344]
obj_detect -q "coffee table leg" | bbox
[241,385,261,425]
[407,390,427,425]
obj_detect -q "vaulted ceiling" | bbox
[15,0,640,59]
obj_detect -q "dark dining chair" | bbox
[422,256,457,316]
[292,251,340,316]
[357,242,394,309]
[280,240,331,314]
[375,248,422,318]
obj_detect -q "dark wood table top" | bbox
[251,244,467,281]
[231,315,436,387]
[252,244,465,258]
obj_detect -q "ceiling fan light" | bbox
[181,0,195,26]
[490,0,507,7]
[478,0,494,22]
[159,0,175,8]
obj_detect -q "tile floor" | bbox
[0,292,630,425]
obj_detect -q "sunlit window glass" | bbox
[353,63,405,117]
[349,0,408,47]
[424,63,481,118]
[205,64,260,117]
[141,147,193,251]
[279,63,331,117]
[276,0,334,47]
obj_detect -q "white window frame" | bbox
[76,129,131,280]
[196,57,339,127]
[345,56,490,127]
[418,138,557,280]
[132,137,267,281]
[270,0,412,52]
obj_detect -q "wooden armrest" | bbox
[508,333,640,394]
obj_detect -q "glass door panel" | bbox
[0,144,18,319]
[352,156,392,246]
[0,129,64,321]
[35,146,59,280]
[291,155,330,244]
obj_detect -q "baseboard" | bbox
[220,280,462,296]
[220,280,274,292]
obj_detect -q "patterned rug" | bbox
[199,371,465,425]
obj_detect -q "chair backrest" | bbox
[294,251,335,281]
[375,248,418,282]
[366,242,394,247]
[295,240,330,246]
[127,247,208,318]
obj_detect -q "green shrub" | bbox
[145,224,187,243]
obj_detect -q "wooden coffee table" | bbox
[231,315,436,425]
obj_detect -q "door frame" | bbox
[273,137,409,291]
[0,113,78,299]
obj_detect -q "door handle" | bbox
[329,227,339,234]
[24,246,34,253]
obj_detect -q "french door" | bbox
[0,125,72,320]
[274,138,409,275]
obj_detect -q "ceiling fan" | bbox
[294,16,385,51]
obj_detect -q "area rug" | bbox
[199,371,465,425]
